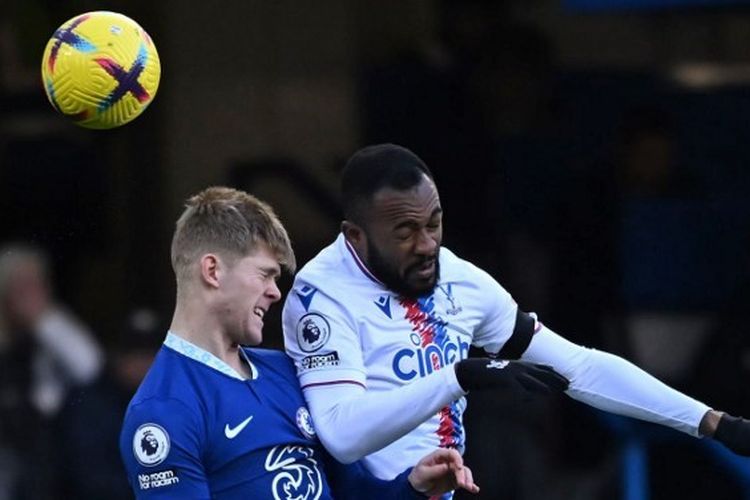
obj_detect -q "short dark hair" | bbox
[341,144,433,225]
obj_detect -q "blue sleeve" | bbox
[323,452,427,500]
[119,397,212,499]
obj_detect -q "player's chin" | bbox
[404,273,437,296]
[243,332,263,346]
[241,323,264,346]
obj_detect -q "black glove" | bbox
[714,413,750,456]
[454,358,569,394]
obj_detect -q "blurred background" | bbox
[3,0,750,498]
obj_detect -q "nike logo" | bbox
[224,415,254,439]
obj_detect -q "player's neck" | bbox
[169,318,252,379]
[170,302,237,364]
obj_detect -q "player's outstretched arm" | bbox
[325,448,479,499]
[521,325,714,438]
[524,328,750,457]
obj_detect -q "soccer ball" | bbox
[41,11,161,129]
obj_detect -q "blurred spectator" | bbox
[55,308,163,499]
[0,244,104,414]
[0,243,103,499]
[550,107,705,351]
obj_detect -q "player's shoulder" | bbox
[124,393,199,428]
[296,234,373,289]
[288,276,360,313]
[122,351,205,453]
[244,347,300,387]
[438,246,510,294]
[246,346,294,369]
[120,393,203,478]
[122,391,202,455]
[127,346,200,411]
[438,246,484,280]
[294,238,348,283]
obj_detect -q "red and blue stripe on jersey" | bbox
[400,296,462,452]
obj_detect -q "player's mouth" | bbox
[253,307,266,320]
[412,259,436,279]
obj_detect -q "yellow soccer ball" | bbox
[41,11,161,129]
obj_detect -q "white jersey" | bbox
[284,235,712,485]
[282,233,524,478]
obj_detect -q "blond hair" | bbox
[170,187,296,285]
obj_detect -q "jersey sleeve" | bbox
[282,282,367,390]
[303,366,465,464]
[465,262,524,357]
[119,397,211,499]
[522,326,710,436]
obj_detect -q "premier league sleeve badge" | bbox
[296,313,331,353]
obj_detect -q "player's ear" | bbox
[342,220,369,262]
[199,254,221,289]
[342,220,364,246]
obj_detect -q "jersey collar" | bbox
[164,331,257,380]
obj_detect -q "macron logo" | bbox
[374,295,391,318]
[224,415,254,439]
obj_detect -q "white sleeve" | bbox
[303,365,465,464]
[465,263,519,355]
[35,307,104,383]
[522,326,711,437]
[282,284,367,389]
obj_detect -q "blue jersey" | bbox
[120,333,425,499]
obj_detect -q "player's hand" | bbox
[407,448,480,496]
[455,358,569,394]
[713,413,750,456]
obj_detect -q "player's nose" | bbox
[414,228,438,256]
[266,280,282,302]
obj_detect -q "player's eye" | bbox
[394,228,413,240]
[258,270,273,281]
[261,269,280,282]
